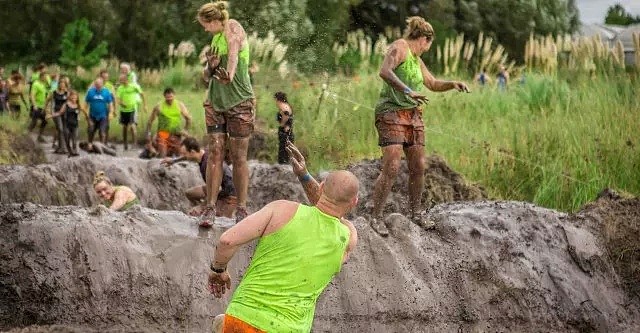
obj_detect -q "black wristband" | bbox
[210,262,226,273]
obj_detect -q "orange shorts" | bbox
[222,314,265,333]
[155,130,182,155]
[375,107,425,147]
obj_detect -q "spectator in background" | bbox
[274,91,294,164]
[116,73,145,150]
[475,67,491,86]
[45,79,69,154]
[50,90,86,157]
[29,71,49,142]
[497,65,509,91]
[7,71,28,119]
[0,79,9,114]
[120,63,138,84]
[0,66,5,80]
[85,78,114,144]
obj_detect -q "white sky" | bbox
[576,0,640,24]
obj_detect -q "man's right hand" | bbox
[408,91,429,104]
[285,141,307,177]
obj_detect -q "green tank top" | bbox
[226,204,350,332]
[208,29,254,111]
[157,99,182,134]
[105,186,139,211]
[374,48,424,114]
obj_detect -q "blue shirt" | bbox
[85,87,113,120]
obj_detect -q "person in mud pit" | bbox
[93,171,139,211]
[146,87,192,158]
[370,16,469,237]
[208,140,358,333]
[79,141,117,156]
[161,136,237,222]
[197,0,256,226]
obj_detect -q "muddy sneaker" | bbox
[370,217,389,237]
[235,206,249,223]
[37,136,46,143]
[199,206,216,228]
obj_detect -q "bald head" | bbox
[322,170,359,205]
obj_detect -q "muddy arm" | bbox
[108,190,129,211]
[285,141,321,205]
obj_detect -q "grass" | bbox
[1,68,638,212]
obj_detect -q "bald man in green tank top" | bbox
[370,16,470,237]
[207,141,359,332]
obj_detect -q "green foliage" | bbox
[59,18,108,69]
[605,4,640,25]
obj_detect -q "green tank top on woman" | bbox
[105,186,139,211]
[226,204,350,332]
[374,48,424,114]
[157,99,182,134]
[208,29,254,111]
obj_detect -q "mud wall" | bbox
[1,200,638,332]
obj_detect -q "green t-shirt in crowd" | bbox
[31,80,48,109]
[116,83,143,112]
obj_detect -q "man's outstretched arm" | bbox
[285,141,321,205]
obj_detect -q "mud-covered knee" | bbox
[409,157,427,174]
[384,159,402,177]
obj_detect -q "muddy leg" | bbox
[229,137,250,209]
[371,145,404,218]
[404,145,426,217]
[205,133,226,208]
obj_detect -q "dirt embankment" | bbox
[2,197,639,332]
[0,154,486,216]
[1,151,639,332]
[0,128,46,166]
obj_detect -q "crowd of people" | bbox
[3,2,472,331]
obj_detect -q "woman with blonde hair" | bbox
[93,171,139,211]
[369,16,470,237]
[196,1,255,227]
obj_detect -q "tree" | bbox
[59,18,108,68]
[605,4,640,26]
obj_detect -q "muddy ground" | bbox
[1,138,639,332]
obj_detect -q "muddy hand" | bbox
[408,91,429,104]
[208,271,231,298]
[285,141,307,177]
[213,67,231,84]
[206,46,221,70]
[454,82,470,93]
[160,157,173,167]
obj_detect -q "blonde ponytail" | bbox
[197,1,229,23]
[93,171,112,187]
[404,16,434,41]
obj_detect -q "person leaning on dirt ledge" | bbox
[370,16,470,237]
[207,141,358,332]
[93,171,139,211]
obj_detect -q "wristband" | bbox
[299,172,312,183]
[210,262,226,273]
[403,86,413,94]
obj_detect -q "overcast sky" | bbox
[576,0,640,24]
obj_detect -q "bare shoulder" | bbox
[226,19,246,39]
[388,39,408,56]
[262,200,300,235]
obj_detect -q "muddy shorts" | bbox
[205,99,255,138]
[31,107,46,121]
[155,130,182,155]
[222,314,265,333]
[375,107,425,147]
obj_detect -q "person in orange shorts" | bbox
[145,87,192,157]
[161,136,236,221]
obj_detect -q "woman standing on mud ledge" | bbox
[93,171,139,211]
[369,16,469,237]
[197,1,255,227]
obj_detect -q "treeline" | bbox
[0,0,579,71]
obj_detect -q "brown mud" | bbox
[0,138,639,332]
